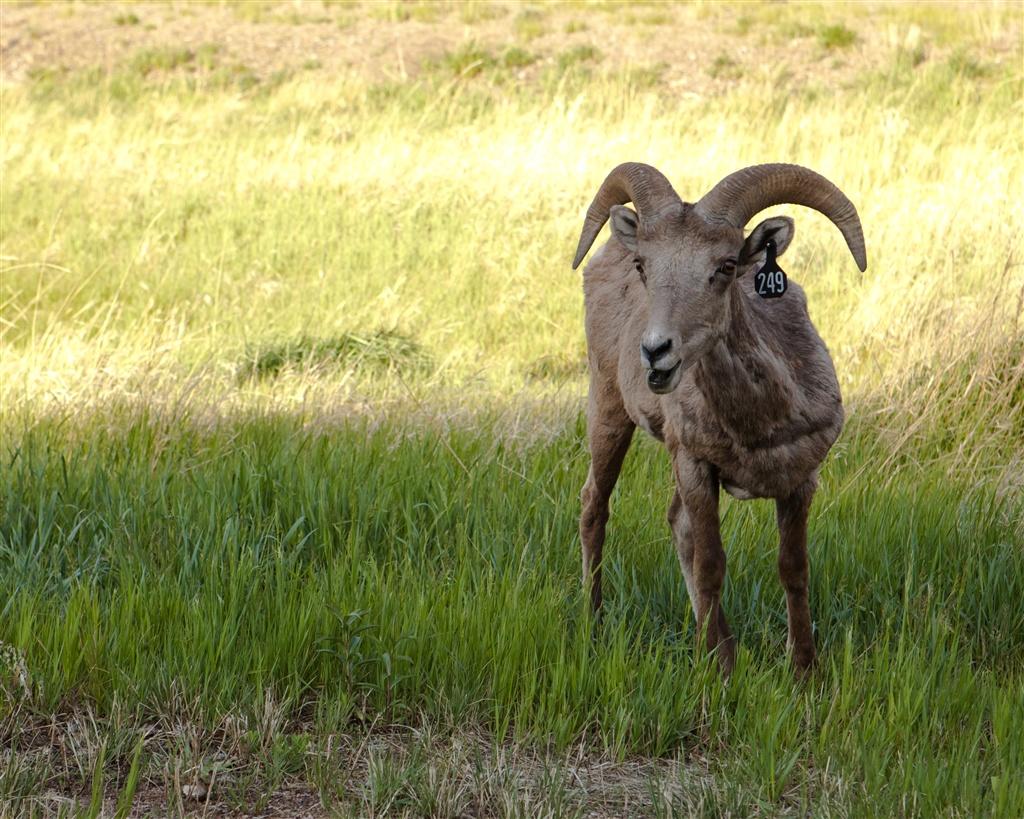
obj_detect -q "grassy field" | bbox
[2,1,1023,816]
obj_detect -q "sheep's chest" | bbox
[619,352,841,500]
[668,395,839,500]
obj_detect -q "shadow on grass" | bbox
[237,330,433,381]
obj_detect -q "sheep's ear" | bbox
[609,205,639,253]
[739,216,794,269]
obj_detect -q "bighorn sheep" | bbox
[572,163,866,674]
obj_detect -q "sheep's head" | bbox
[572,163,867,395]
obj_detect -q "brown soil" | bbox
[2,1,1018,96]
[25,724,710,818]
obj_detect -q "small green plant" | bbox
[895,45,928,71]
[231,1,275,23]
[709,54,742,80]
[195,43,220,71]
[622,63,666,90]
[514,9,546,41]
[114,12,140,26]
[275,10,331,25]
[460,2,507,24]
[239,331,431,380]
[113,738,145,819]
[647,11,673,26]
[818,23,857,49]
[364,751,409,814]
[438,42,496,77]
[557,44,601,72]
[0,749,53,812]
[946,49,992,79]
[778,20,814,40]
[371,2,407,22]
[372,1,440,23]
[500,46,536,70]
[191,62,262,93]
[0,643,34,700]
[130,46,196,76]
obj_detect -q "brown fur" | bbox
[578,192,847,675]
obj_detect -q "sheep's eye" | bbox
[634,259,646,284]
[718,260,737,276]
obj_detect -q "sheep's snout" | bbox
[640,333,678,369]
[641,332,683,393]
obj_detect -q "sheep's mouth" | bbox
[646,361,681,394]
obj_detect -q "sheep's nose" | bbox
[641,338,672,368]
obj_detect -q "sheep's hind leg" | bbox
[674,455,735,674]
[580,406,634,614]
[776,482,817,675]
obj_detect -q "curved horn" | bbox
[571,162,682,270]
[695,163,867,272]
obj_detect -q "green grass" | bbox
[500,46,536,70]
[514,8,547,42]
[557,44,602,72]
[129,46,200,76]
[818,23,858,50]
[2,406,1023,814]
[1,0,1022,814]
[709,55,742,81]
[435,41,497,77]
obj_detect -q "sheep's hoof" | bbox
[717,635,737,677]
[791,644,817,679]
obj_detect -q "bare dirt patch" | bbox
[15,716,713,818]
[3,1,1018,96]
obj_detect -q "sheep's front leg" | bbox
[580,401,634,614]
[667,492,698,619]
[674,454,735,674]
[776,482,817,674]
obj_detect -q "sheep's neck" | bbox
[694,290,795,442]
